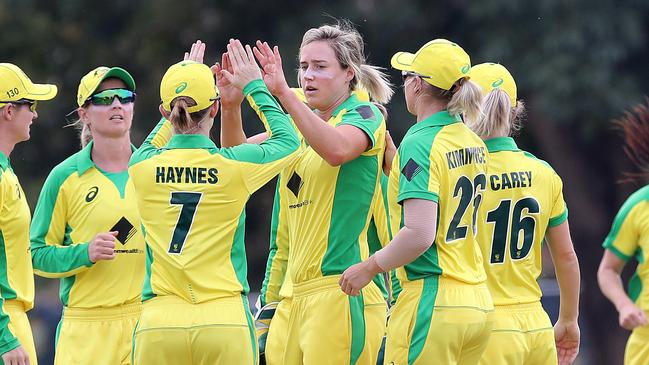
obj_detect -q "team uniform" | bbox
[129,79,299,365]
[384,110,493,365]
[29,121,170,365]
[475,137,568,365]
[0,152,37,365]
[278,94,386,365]
[602,185,649,365]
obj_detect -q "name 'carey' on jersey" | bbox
[446,146,487,169]
[155,166,218,184]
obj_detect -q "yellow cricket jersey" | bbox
[387,110,488,285]
[0,152,35,353]
[476,137,568,305]
[129,79,299,304]
[603,185,649,311]
[283,94,386,285]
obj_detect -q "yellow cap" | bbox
[470,63,517,106]
[160,61,219,113]
[77,66,135,106]
[391,39,471,90]
[0,63,57,104]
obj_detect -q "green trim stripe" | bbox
[607,245,632,262]
[629,272,643,303]
[349,293,366,365]
[322,155,378,275]
[548,208,568,227]
[231,211,250,294]
[0,233,16,300]
[242,295,258,365]
[141,243,155,301]
[408,276,439,365]
[260,179,282,306]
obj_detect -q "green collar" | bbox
[77,141,137,175]
[332,93,360,118]
[484,137,520,153]
[0,151,9,171]
[408,110,461,135]
[166,134,217,150]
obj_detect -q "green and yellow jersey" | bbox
[284,94,386,285]
[0,152,35,352]
[129,79,299,304]
[475,137,568,305]
[387,110,488,285]
[603,185,649,311]
[367,173,392,302]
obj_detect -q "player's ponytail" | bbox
[467,88,526,138]
[447,77,483,125]
[169,96,210,134]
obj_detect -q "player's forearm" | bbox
[374,199,437,271]
[276,89,350,165]
[220,105,247,147]
[598,266,635,312]
[554,249,581,323]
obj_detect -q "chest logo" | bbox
[110,217,136,245]
[287,172,303,197]
[85,186,99,203]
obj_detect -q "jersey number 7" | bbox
[168,191,203,254]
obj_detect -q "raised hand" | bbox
[212,52,244,107]
[184,40,206,63]
[253,40,291,96]
[221,39,262,90]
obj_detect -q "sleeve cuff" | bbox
[604,245,633,262]
[242,79,266,96]
[398,191,439,204]
[0,337,20,356]
[338,122,377,149]
[548,209,568,227]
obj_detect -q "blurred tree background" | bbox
[1,0,648,363]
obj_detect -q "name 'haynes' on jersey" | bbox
[155,166,218,184]
[446,146,487,169]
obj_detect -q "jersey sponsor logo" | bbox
[445,146,486,169]
[401,158,422,182]
[489,171,532,191]
[156,166,218,184]
[288,199,312,209]
[85,186,99,202]
[287,172,303,197]
[355,105,376,120]
[110,216,137,245]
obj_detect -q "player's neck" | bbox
[0,135,16,158]
[415,97,447,122]
[90,134,132,173]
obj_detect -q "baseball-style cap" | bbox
[391,39,471,91]
[160,61,219,113]
[470,63,517,106]
[0,63,57,105]
[77,66,135,107]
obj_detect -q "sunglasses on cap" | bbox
[0,99,37,112]
[401,71,431,82]
[85,88,136,106]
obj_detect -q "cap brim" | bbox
[24,83,58,101]
[390,52,416,71]
[102,68,136,91]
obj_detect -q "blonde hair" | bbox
[467,88,526,137]
[299,21,394,104]
[169,97,210,134]
[420,77,484,124]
